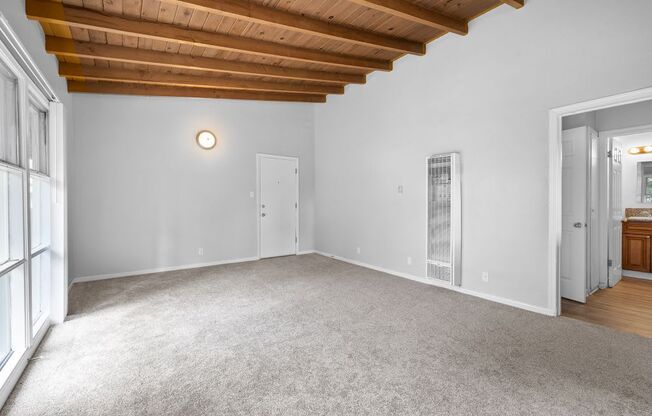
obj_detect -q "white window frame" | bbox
[0,13,66,409]
[26,85,51,335]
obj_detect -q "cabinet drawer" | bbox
[623,221,652,235]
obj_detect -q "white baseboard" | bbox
[622,270,652,281]
[0,319,50,409]
[70,251,318,286]
[315,251,556,317]
[71,256,260,285]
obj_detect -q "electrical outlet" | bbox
[482,272,489,282]
[407,256,412,265]
[198,247,204,256]
[397,185,404,195]
[356,247,361,254]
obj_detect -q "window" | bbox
[27,103,47,175]
[0,57,21,370]
[30,252,50,326]
[0,61,19,166]
[0,273,10,365]
[29,175,50,251]
[0,265,25,369]
[0,38,54,379]
[28,96,51,332]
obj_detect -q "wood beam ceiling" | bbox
[346,0,468,35]
[501,0,525,9]
[59,63,344,95]
[67,80,327,103]
[26,0,392,71]
[45,37,366,85]
[26,0,526,102]
[165,0,425,55]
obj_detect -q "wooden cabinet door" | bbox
[622,234,650,272]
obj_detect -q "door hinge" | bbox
[608,259,612,267]
[295,168,298,174]
[295,236,297,243]
[295,202,297,209]
[607,150,612,158]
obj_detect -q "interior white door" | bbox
[561,127,588,303]
[259,155,298,259]
[589,129,600,293]
[608,138,623,287]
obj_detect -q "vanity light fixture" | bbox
[196,130,217,150]
[627,146,652,155]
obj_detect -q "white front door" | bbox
[608,138,623,286]
[561,127,588,303]
[258,155,298,259]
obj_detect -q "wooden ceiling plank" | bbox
[163,0,425,55]
[26,0,392,70]
[59,62,345,94]
[501,0,524,9]
[46,36,366,84]
[66,80,328,102]
[346,0,468,35]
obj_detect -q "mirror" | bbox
[636,161,652,203]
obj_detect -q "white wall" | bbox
[69,94,314,280]
[314,0,652,312]
[620,132,652,211]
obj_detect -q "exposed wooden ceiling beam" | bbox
[67,80,327,103]
[346,0,468,35]
[26,0,392,71]
[165,0,424,55]
[59,63,344,95]
[46,37,366,85]
[501,0,525,9]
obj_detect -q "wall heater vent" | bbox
[427,153,461,285]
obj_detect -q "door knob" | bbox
[261,213,266,217]
[573,222,583,228]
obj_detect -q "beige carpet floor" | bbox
[1,254,650,415]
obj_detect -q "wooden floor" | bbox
[562,277,652,339]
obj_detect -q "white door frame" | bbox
[600,123,652,287]
[256,153,299,259]
[549,86,652,316]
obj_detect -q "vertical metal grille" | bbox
[427,153,460,284]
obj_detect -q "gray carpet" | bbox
[1,254,650,415]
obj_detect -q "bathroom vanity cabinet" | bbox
[622,220,652,272]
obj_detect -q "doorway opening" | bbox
[256,154,299,259]
[551,90,652,338]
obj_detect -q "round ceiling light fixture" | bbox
[196,130,217,150]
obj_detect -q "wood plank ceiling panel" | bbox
[27,0,523,102]
[28,1,394,70]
